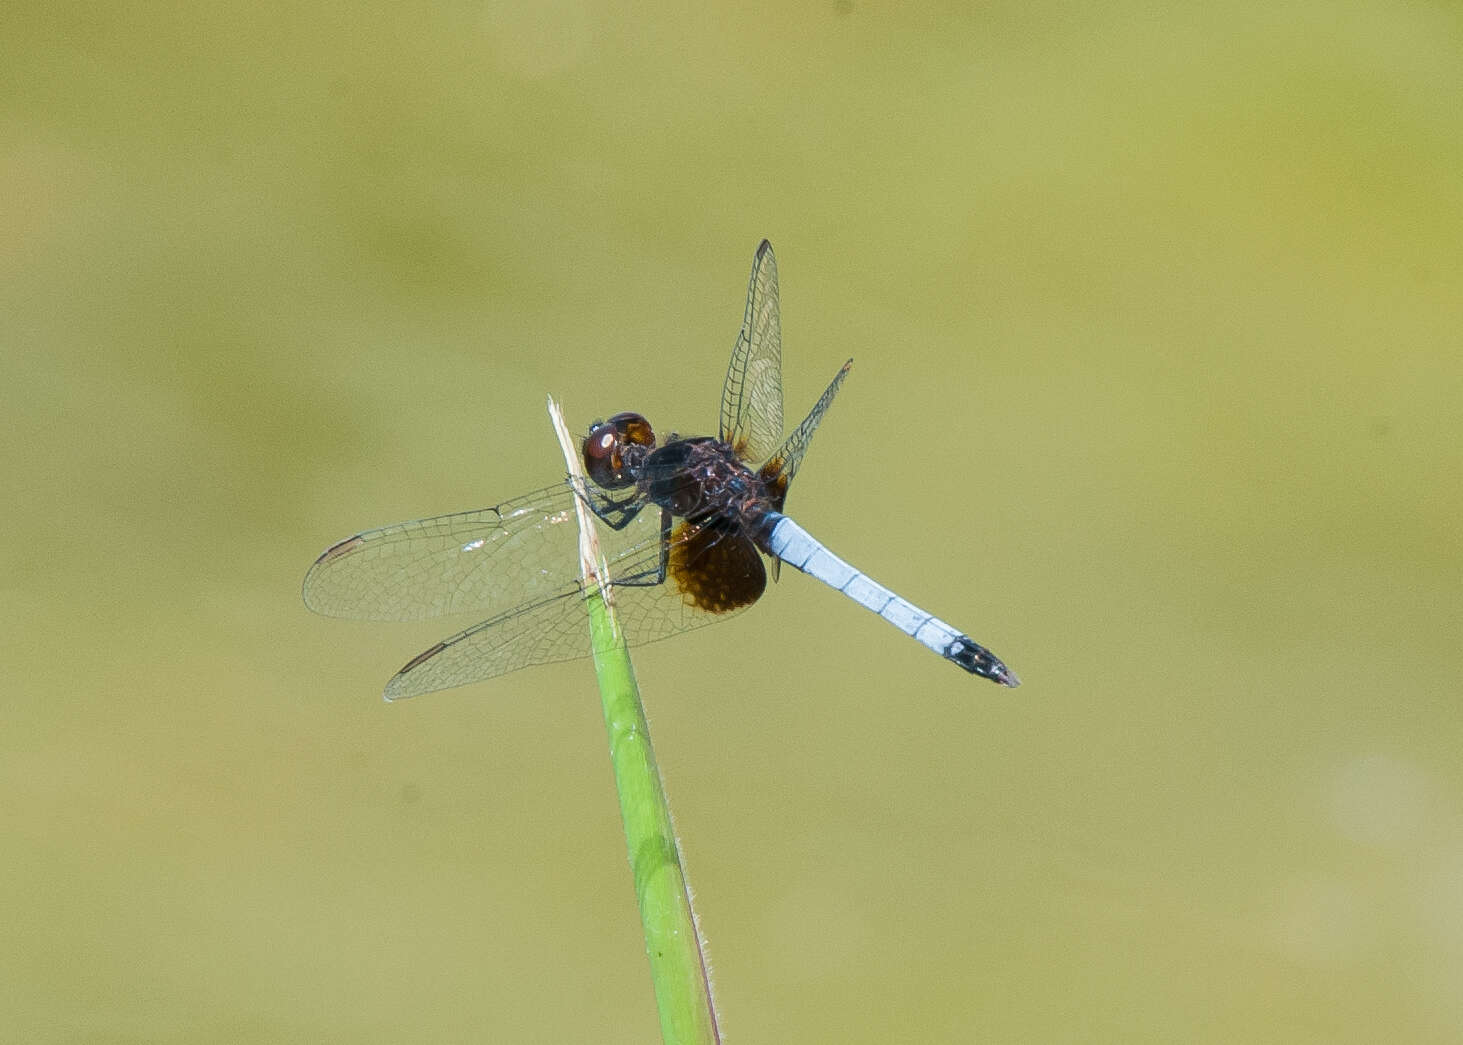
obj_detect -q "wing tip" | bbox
[381,641,449,701]
[303,535,367,612]
[314,534,365,567]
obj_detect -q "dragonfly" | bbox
[304,241,1019,699]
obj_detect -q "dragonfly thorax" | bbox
[638,436,774,525]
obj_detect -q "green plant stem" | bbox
[587,597,720,1045]
[546,396,718,1044]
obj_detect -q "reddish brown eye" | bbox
[584,412,655,489]
[583,423,622,488]
[584,427,616,463]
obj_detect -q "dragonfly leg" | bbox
[582,486,646,531]
[614,508,673,588]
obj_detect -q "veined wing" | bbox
[761,358,852,489]
[382,520,762,699]
[720,239,784,465]
[303,481,661,622]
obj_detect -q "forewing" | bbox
[719,240,784,464]
[303,481,661,622]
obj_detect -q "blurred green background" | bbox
[4,2,1460,1042]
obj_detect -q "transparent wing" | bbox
[719,240,784,464]
[761,359,852,487]
[302,481,663,622]
[382,522,759,700]
[382,583,587,699]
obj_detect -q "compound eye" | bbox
[583,422,624,488]
[583,412,654,489]
[609,412,655,450]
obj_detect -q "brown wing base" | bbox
[669,522,767,613]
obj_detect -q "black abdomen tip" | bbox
[946,637,1021,687]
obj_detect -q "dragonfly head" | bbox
[584,411,656,489]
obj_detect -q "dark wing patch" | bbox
[669,521,767,613]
